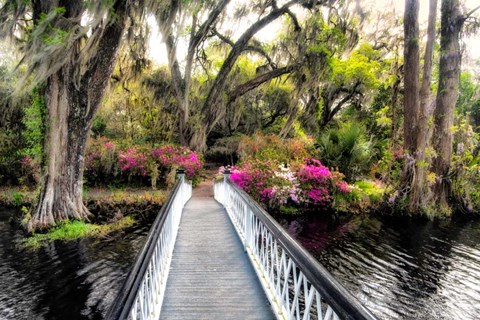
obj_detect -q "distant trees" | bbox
[156,0,350,151]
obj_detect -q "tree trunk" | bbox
[400,0,421,212]
[165,34,188,146]
[159,0,231,147]
[28,71,91,230]
[408,0,437,212]
[431,0,463,212]
[403,0,420,154]
[27,1,127,231]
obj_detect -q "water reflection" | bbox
[0,208,151,319]
[283,214,480,319]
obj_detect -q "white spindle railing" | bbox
[107,173,191,320]
[215,176,376,320]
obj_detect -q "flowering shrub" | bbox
[229,158,353,213]
[118,147,149,176]
[152,145,203,180]
[230,160,277,201]
[237,133,314,164]
[85,137,119,184]
[296,159,332,205]
[84,138,203,187]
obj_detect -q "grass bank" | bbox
[0,186,168,248]
[21,217,136,249]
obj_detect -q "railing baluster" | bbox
[215,178,377,320]
[106,172,192,320]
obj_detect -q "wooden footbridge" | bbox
[106,171,377,320]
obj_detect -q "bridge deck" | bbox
[159,183,275,320]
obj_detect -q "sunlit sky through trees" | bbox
[147,0,480,67]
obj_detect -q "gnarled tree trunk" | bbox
[27,1,128,231]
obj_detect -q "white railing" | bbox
[215,176,377,320]
[107,172,192,320]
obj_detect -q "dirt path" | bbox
[192,168,218,198]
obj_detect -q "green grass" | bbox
[21,216,136,249]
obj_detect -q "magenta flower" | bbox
[118,148,148,176]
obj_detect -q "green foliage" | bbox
[456,71,480,132]
[22,87,45,159]
[0,62,30,185]
[101,66,177,144]
[451,117,480,212]
[354,180,384,202]
[12,191,23,206]
[91,115,107,137]
[0,129,22,184]
[331,44,382,89]
[317,122,375,180]
[21,216,136,249]
[375,106,393,127]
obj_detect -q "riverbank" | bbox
[0,186,168,247]
[0,187,168,221]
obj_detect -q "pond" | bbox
[283,213,480,319]
[0,208,151,320]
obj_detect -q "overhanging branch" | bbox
[228,64,298,103]
[212,27,275,67]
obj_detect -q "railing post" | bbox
[223,167,231,206]
[176,168,185,201]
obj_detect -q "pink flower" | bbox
[118,148,148,176]
[336,181,351,193]
[151,144,203,179]
[261,187,275,201]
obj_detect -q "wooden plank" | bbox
[159,195,275,320]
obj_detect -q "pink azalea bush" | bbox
[296,159,332,205]
[230,160,276,199]
[118,147,149,176]
[229,158,353,213]
[84,138,203,187]
[152,144,203,180]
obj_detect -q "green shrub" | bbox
[354,180,384,202]
[317,122,375,180]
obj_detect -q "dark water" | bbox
[284,214,480,319]
[0,208,150,320]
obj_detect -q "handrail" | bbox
[215,177,377,320]
[106,172,191,320]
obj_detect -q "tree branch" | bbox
[202,0,302,133]
[286,8,301,31]
[188,0,231,54]
[211,27,234,46]
[465,5,480,19]
[228,64,298,103]
[212,27,275,67]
